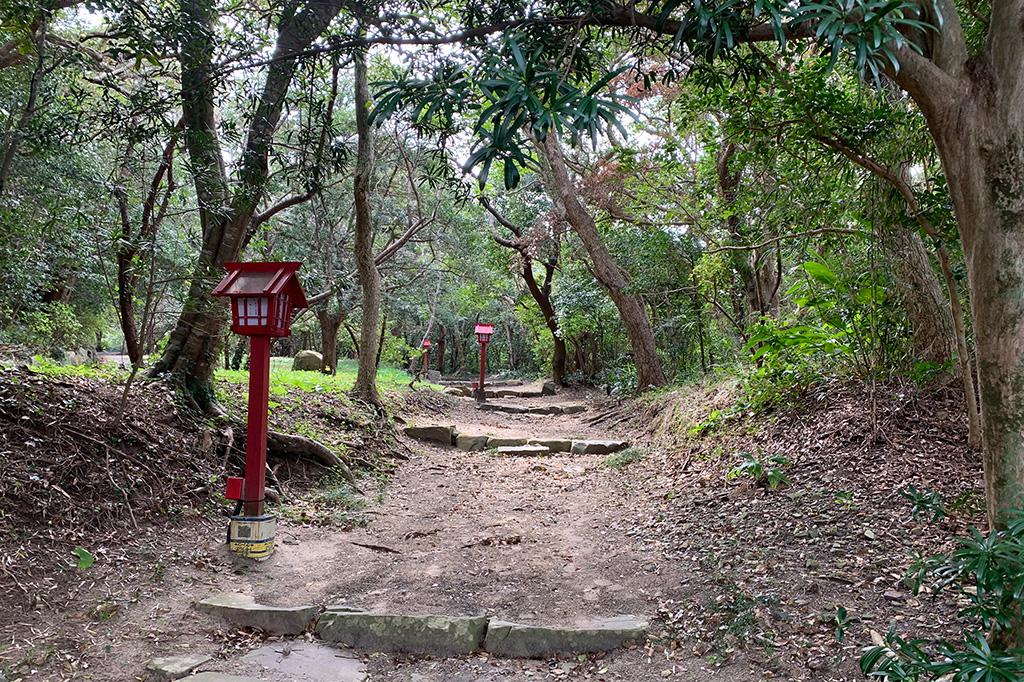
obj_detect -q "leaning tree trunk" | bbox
[150,0,343,409]
[538,132,666,389]
[316,306,343,374]
[351,47,381,405]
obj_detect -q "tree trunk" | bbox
[537,132,666,389]
[317,306,343,374]
[150,0,343,408]
[351,47,381,404]
[881,221,956,365]
[716,143,781,322]
[436,325,446,374]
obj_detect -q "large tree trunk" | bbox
[316,306,343,374]
[351,47,381,405]
[150,0,342,408]
[538,133,666,389]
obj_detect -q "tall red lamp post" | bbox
[421,338,432,376]
[212,261,308,560]
[474,323,494,401]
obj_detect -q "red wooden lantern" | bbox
[212,261,308,337]
[212,261,308,561]
[474,323,494,401]
[474,323,494,344]
[421,338,432,375]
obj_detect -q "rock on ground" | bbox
[316,610,488,656]
[195,593,319,635]
[145,653,211,680]
[292,350,323,371]
[486,436,530,448]
[483,616,648,658]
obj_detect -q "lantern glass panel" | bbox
[236,296,269,327]
[275,293,290,328]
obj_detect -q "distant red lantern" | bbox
[474,323,494,345]
[421,338,432,374]
[212,261,308,561]
[474,323,494,401]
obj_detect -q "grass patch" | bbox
[216,357,435,396]
[602,447,646,469]
[28,355,128,381]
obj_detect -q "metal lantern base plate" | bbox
[228,514,276,561]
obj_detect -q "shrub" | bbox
[860,511,1024,680]
[602,447,645,469]
[726,450,791,490]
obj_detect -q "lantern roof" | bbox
[212,261,309,311]
[474,323,494,335]
[422,339,432,347]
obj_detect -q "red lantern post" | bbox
[212,262,308,560]
[421,338,432,377]
[474,323,494,401]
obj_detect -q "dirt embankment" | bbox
[616,377,982,679]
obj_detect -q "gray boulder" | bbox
[316,610,488,656]
[483,616,648,658]
[292,350,323,371]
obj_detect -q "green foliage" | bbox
[602,447,646,469]
[727,450,791,490]
[899,484,947,522]
[861,512,1024,680]
[71,547,95,570]
[29,355,127,381]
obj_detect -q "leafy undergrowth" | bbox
[624,377,982,679]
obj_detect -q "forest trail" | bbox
[121,386,755,682]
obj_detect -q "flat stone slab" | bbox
[570,440,630,455]
[317,610,487,656]
[486,436,530,448]
[403,425,456,445]
[455,434,489,451]
[146,653,212,680]
[484,616,648,658]
[477,402,528,414]
[496,444,552,457]
[239,641,367,682]
[183,675,258,682]
[529,438,572,453]
[561,404,586,415]
[443,386,471,397]
[196,593,319,635]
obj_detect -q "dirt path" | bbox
[75,387,758,681]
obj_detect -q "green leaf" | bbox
[73,546,95,570]
[802,261,838,284]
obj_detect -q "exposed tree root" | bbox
[266,430,360,491]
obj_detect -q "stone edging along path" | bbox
[402,424,629,456]
[196,594,648,659]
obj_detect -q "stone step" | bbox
[495,444,552,457]
[402,424,456,445]
[570,439,630,455]
[485,436,530,448]
[477,402,587,416]
[483,616,648,658]
[316,609,488,656]
[528,438,572,453]
[196,593,319,635]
